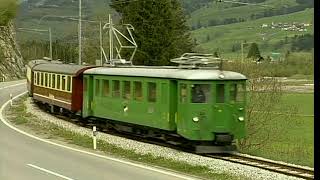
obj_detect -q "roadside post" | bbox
[92,126,97,150]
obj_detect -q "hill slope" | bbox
[191,8,313,58]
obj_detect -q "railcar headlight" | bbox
[238,117,244,122]
[192,117,199,122]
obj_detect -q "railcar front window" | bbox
[123,81,131,100]
[134,81,143,101]
[148,82,157,102]
[191,84,210,103]
[112,80,120,97]
[230,84,237,102]
[237,83,245,102]
[216,84,225,103]
[180,84,187,103]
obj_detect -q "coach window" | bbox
[148,82,157,102]
[34,72,37,84]
[123,81,131,100]
[180,84,187,103]
[48,74,52,88]
[67,76,71,91]
[103,80,109,96]
[216,84,225,103]
[40,73,44,86]
[95,79,100,96]
[57,75,61,90]
[37,72,40,85]
[62,76,66,91]
[134,81,143,101]
[112,80,120,97]
[52,74,56,88]
[191,84,210,103]
[236,83,245,102]
[45,73,48,87]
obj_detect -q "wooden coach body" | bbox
[27,60,94,112]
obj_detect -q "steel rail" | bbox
[207,154,314,179]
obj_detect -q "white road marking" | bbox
[27,164,74,180]
[0,91,197,180]
[0,82,26,90]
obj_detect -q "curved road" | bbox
[0,80,195,180]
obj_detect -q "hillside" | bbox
[188,0,313,29]
[191,8,313,58]
[15,0,313,61]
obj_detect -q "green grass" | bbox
[191,8,314,58]
[244,92,314,167]
[6,96,245,180]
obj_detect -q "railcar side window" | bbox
[112,80,120,97]
[191,84,210,103]
[180,84,187,103]
[62,76,66,90]
[103,80,109,96]
[123,81,131,100]
[83,78,87,92]
[57,75,61,90]
[52,74,56,88]
[237,83,245,102]
[230,84,237,102]
[67,76,71,91]
[134,81,143,101]
[148,82,156,102]
[95,79,100,96]
[216,84,225,103]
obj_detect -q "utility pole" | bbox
[108,14,113,62]
[49,27,52,60]
[78,0,82,65]
[100,21,103,65]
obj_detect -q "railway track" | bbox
[207,153,314,179]
[38,103,314,180]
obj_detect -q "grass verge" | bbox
[5,96,245,180]
[243,92,314,167]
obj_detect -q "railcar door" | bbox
[82,75,94,118]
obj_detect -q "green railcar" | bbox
[83,67,246,149]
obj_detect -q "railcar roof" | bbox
[32,61,93,75]
[84,67,247,80]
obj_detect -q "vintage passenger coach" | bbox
[27,60,94,112]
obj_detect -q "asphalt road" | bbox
[0,80,193,180]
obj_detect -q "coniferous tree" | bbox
[110,0,195,65]
[247,43,261,60]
